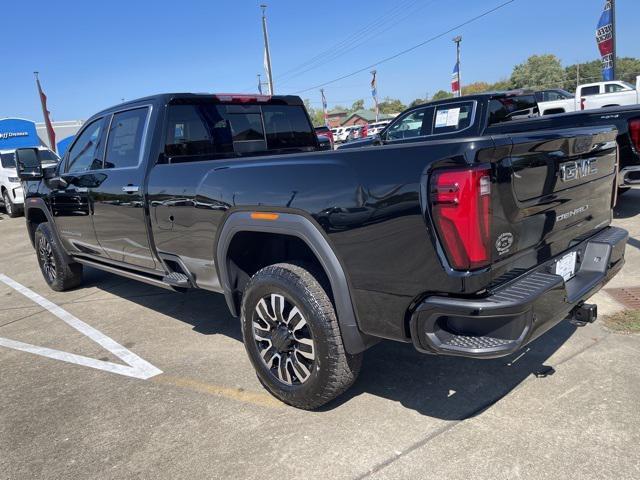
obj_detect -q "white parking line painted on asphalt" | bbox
[0,274,162,380]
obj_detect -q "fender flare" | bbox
[24,198,73,263]
[216,211,369,354]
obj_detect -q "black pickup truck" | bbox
[340,92,640,192]
[15,92,627,409]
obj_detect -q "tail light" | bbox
[431,166,492,270]
[629,118,640,152]
[580,98,586,110]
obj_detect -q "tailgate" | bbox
[491,125,618,266]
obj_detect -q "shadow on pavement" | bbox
[83,266,576,419]
[614,189,640,220]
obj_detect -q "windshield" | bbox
[0,152,16,168]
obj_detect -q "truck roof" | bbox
[94,93,305,117]
[411,90,536,110]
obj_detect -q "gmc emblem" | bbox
[559,158,598,182]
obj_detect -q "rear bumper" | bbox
[410,227,628,359]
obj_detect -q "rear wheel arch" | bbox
[216,211,369,354]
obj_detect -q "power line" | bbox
[276,0,421,82]
[278,0,437,87]
[292,0,517,95]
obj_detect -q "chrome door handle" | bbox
[122,185,140,193]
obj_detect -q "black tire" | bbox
[241,263,362,410]
[2,190,22,218]
[34,223,83,291]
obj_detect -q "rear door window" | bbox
[104,108,149,169]
[581,86,600,97]
[432,102,475,134]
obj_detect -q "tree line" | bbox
[305,55,640,126]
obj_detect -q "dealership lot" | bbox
[0,194,639,479]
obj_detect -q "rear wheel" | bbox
[34,223,83,291]
[241,263,362,410]
[2,190,22,218]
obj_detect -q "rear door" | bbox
[90,106,157,270]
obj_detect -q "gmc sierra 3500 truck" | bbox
[15,92,627,409]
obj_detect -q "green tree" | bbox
[563,60,601,92]
[409,98,427,108]
[377,97,406,114]
[616,57,640,84]
[462,81,491,95]
[431,90,453,101]
[510,54,564,90]
[350,99,365,112]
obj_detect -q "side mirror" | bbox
[15,148,43,180]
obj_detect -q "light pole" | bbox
[611,0,617,80]
[453,36,462,97]
[260,4,274,95]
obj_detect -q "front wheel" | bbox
[241,263,362,410]
[34,223,83,291]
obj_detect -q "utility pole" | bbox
[260,4,274,95]
[611,0,617,80]
[453,36,462,97]
[576,63,580,91]
[257,73,265,94]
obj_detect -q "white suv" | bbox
[1,147,59,217]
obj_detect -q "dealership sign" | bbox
[0,118,40,149]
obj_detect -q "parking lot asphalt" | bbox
[1,193,640,480]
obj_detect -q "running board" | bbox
[73,257,176,291]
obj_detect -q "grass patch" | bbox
[603,310,640,334]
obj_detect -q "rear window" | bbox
[488,96,539,125]
[165,102,316,161]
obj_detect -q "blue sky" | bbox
[2,0,639,121]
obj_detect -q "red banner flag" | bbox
[35,73,56,153]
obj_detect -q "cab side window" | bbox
[605,83,627,93]
[433,102,475,134]
[66,119,105,174]
[385,107,431,140]
[581,86,600,97]
[104,108,149,169]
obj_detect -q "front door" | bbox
[90,106,157,270]
[52,117,106,256]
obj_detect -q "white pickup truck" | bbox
[538,76,640,115]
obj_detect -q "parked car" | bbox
[366,120,391,137]
[314,125,334,148]
[338,91,640,192]
[0,146,59,217]
[346,125,366,141]
[332,126,349,143]
[15,92,627,409]
[538,77,640,115]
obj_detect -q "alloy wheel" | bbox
[252,293,315,385]
[37,236,56,283]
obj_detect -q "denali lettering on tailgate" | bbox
[559,158,598,182]
[556,205,589,222]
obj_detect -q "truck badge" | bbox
[496,233,514,255]
[560,158,598,182]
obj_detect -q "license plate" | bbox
[555,251,577,281]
